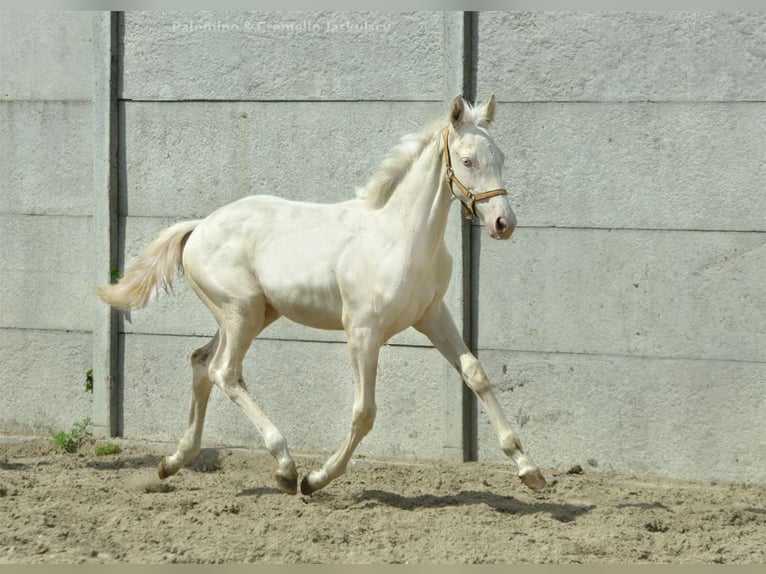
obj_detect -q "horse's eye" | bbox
[461,157,473,168]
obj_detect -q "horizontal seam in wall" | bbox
[115,98,766,105]
[0,98,92,103]
[118,98,444,104]
[0,326,92,336]
[472,223,766,234]
[3,328,760,364]
[0,213,93,218]
[119,331,343,343]
[477,347,766,366]
[5,97,764,106]
[496,100,766,105]
[120,331,436,350]
[116,332,765,365]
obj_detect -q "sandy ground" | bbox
[1,436,764,564]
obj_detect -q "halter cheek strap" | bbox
[442,129,508,220]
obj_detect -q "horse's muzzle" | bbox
[489,215,516,240]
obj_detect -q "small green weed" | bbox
[95,443,121,456]
[84,369,94,393]
[50,417,92,453]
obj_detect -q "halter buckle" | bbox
[462,198,476,219]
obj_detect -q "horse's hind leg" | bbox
[208,300,298,494]
[158,334,218,479]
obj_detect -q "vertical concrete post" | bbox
[441,11,478,461]
[462,11,479,462]
[91,12,119,437]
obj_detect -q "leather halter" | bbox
[442,129,508,220]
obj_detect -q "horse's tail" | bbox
[95,220,201,311]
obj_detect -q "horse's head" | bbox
[444,94,517,240]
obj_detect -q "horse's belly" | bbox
[265,284,345,331]
[254,250,345,331]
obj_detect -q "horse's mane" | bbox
[355,102,487,209]
[353,120,441,208]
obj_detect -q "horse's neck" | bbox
[381,142,452,255]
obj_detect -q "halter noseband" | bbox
[442,129,508,220]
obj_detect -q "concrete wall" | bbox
[1,11,764,483]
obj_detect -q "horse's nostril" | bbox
[495,216,515,237]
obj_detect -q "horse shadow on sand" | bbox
[353,489,594,523]
[237,484,594,523]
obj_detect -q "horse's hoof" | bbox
[157,457,170,480]
[157,456,170,480]
[275,472,298,495]
[300,476,316,496]
[520,469,547,490]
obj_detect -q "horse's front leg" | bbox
[300,326,381,495]
[415,301,547,490]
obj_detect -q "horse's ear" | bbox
[477,94,496,128]
[449,95,466,127]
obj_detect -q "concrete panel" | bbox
[478,12,766,102]
[0,329,92,435]
[474,227,766,363]
[0,215,95,332]
[121,100,443,217]
[494,102,766,232]
[0,11,93,101]
[122,334,449,460]
[0,101,93,215]
[121,11,447,101]
[475,350,766,483]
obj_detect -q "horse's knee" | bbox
[461,355,491,395]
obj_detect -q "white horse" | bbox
[96,95,547,495]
